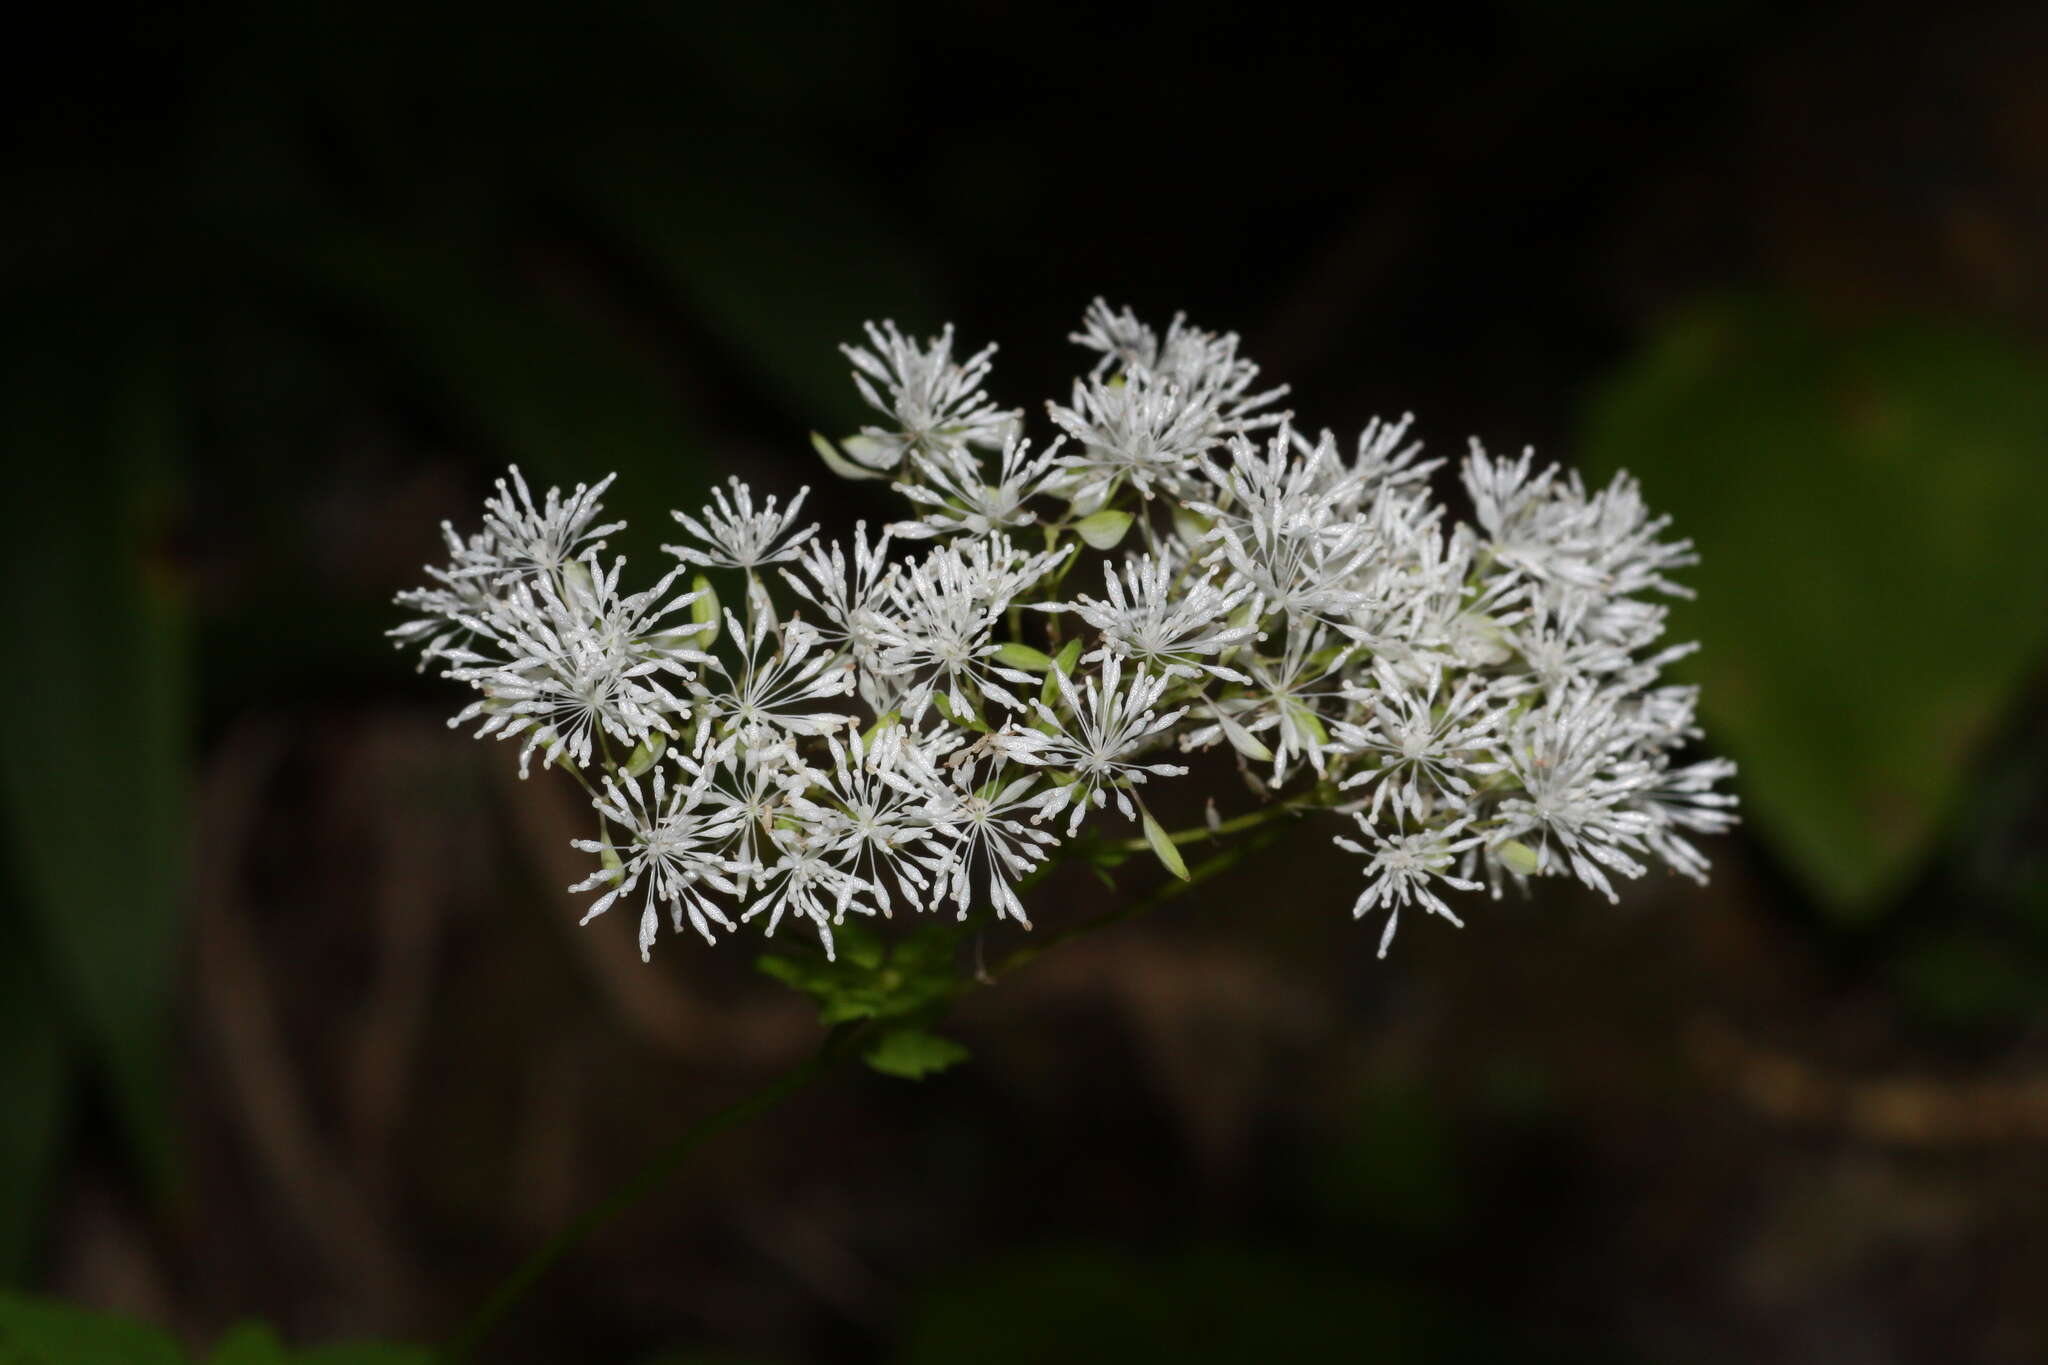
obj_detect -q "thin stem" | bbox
[439,1019,877,1363]
[1089,786,1329,854]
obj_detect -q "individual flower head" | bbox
[1460,443,1621,615]
[742,810,880,960]
[1578,471,1699,604]
[872,535,1068,721]
[785,724,950,918]
[1632,755,1740,883]
[916,767,1061,927]
[1052,304,1288,509]
[697,579,855,743]
[1493,685,1658,902]
[698,733,811,895]
[1190,429,1381,628]
[888,434,1066,540]
[1355,522,1523,689]
[1503,598,1641,696]
[780,522,900,704]
[1064,552,1258,683]
[1068,298,1162,377]
[1333,814,1485,958]
[1010,657,1190,835]
[1333,668,1510,824]
[389,521,505,670]
[666,477,818,572]
[571,753,747,959]
[1313,413,1436,495]
[1070,300,1287,411]
[1181,624,1353,786]
[446,560,693,777]
[476,465,626,583]
[840,320,1019,473]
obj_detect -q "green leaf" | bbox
[1579,296,2048,916]
[622,731,667,778]
[208,1322,287,1364]
[1073,509,1135,550]
[0,329,188,1198]
[993,642,1055,673]
[863,1026,970,1080]
[1211,709,1273,764]
[755,923,963,1025]
[689,575,721,648]
[206,1321,434,1365]
[810,431,885,481]
[1142,810,1191,882]
[292,1346,435,1365]
[1494,840,1541,878]
[0,1293,185,1364]
[0,906,69,1284]
[1170,501,1215,546]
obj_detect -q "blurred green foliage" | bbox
[1580,295,2048,918]
[895,1246,1595,1365]
[0,321,191,1273]
[0,1297,430,1365]
[758,922,972,1078]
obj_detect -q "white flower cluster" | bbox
[395,300,1735,962]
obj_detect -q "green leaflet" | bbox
[0,325,188,1202]
[863,1026,971,1080]
[1580,296,2048,917]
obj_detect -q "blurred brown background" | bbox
[5,1,2048,1361]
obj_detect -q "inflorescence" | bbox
[394,301,1737,961]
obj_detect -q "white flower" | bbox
[888,434,1065,540]
[389,521,503,669]
[872,535,1066,720]
[666,477,818,571]
[1013,658,1189,835]
[918,771,1061,926]
[698,581,855,741]
[786,726,950,917]
[572,755,746,958]
[1633,756,1739,883]
[1181,626,1351,784]
[1052,304,1288,508]
[447,561,696,776]
[700,735,811,894]
[780,523,900,705]
[1333,815,1484,957]
[1494,686,1658,902]
[1191,430,1381,627]
[1315,413,1434,493]
[1071,299,1286,408]
[841,320,1018,473]
[1065,553,1257,682]
[476,465,625,582]
[743,815,880,960]
[405,295,1737,963]
[1334,670,1509,823]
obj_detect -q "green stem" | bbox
[439,1019,877,1363]
[1091,788,1328,854]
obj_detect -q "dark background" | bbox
[6,1,2048,1361]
